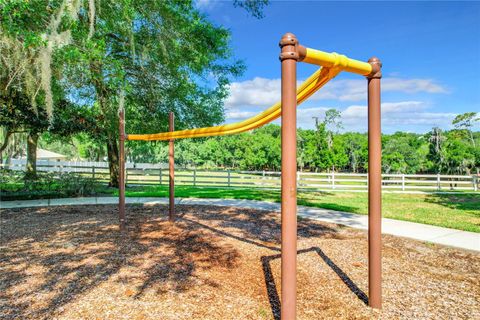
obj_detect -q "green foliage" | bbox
[382,132,427,174]
[38,113,479,175]
[233,0,269,19]
[0,169,100,200]
[2,0,264,186]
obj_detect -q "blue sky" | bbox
[197,1,480,133]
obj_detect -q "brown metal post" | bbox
[367,57,382,309]
[279,32,299,320]
[119,108,126,231]
[169,112,175,222]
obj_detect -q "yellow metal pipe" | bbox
[127,66,341,141]
[299,46,372,76]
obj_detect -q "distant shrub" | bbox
[0,169,99,200]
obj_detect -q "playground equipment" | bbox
[118,33,382,319]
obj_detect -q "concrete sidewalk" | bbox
[1,196,479,252]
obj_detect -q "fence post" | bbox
[92,166,96,180]
[332,170,335,190]
[227,170,231,187]
[437,173,441,191]
[473,175,478,192]
[401,174,405,191]
[159,168,162,185]
[193,169,196,186]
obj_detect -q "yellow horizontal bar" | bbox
[127,66,341,141]
[302,47,372,76]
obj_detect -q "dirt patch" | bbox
[1,204,479,319]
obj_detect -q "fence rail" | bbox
[2,160,478,192]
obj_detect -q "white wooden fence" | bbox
[2,160,479,192]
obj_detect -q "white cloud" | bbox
[225,109,258,121]
[225,77,281,109]
[225,76,449,108]
[339,101,456,132]
[225,101,457,133]
[383,78,448,94]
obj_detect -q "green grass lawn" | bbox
[111,185,480,233]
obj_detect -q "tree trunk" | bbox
[89,61,120,187]
[107,135,119,187]
[0,130,13,165]
[26,132,38,178]
[469,130,476,148]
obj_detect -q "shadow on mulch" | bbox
[1,205,240,319]
[178,209,366,320]
[0,203,345,320]
[261,247,368,320]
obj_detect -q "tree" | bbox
[2,0,267,186]
[382,132,425,174]
[426,127,446,173]
[443,135,476,175]
[452,112,479,147]
[341,132,367,173]
[0,91,95,177]
[0,0,91,118]
[323,108,343,151]
[426,126,477,175]
[58,1,259,187]
[304,122,332,172]
[1,1,96,176]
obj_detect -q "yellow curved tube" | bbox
[301,47,372,76]
[128,66,341,141]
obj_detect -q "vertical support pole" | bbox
[169,112,175,222]
[279,32,299,320]
[119,107,126,231]
[367,57,382,309]
[401,174,405,191]
[227,170,231,187]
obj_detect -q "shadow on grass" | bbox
[424,193,480,212]
[297,199,361,214]
[125,186,361,214]
[261,247,368,320]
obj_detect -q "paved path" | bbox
[1,197,479,252]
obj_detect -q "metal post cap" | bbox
[279,32,298,47]
[367,57,382,79]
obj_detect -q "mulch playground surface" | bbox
[1,204,479,320]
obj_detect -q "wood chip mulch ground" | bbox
[0,204,479,319]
